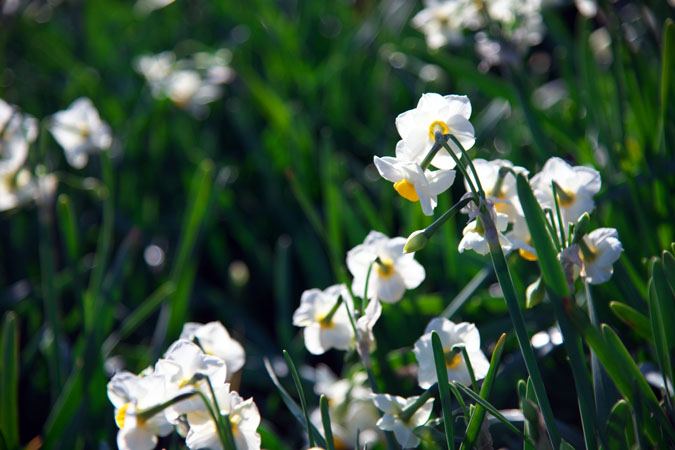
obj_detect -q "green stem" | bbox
[420,141,444,170]
[456,345,479,393]
[446,134,485,197]
[551,182,568,247]
[399,385,438,423]
[432,331,455,450]
[362,261,375,313]
[438,140,479,202]
[484,219,561,448]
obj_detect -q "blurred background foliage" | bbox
[0,0,674,448]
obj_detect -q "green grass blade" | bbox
[165,159,214,339]
[647,267,674,413]
[42,367,83,449]
[453,382,529,442]
[431,331,455,450]
[662,250,675,295]
[0,313,19,450]
[283,350,316,448]
[263,357,326,448]
[461,333,506,450]
[56,194,80,263]
[320,395,336,450]
[608,301,652,340]
[656,18,674,153]
[605,400,633,450]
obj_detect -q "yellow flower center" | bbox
[519,238,538,261]
[377,259,395,278]
[318,314,335,329]
[115,403,130,429]
[555,185,575,207]
[445,350,462,369]
[393,179,419,202]
[428,120,450,141]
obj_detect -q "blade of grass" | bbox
[42,366,83,449]
[605,400,632,450]
[460,333,506,450]
[431,331,455,450]
[656,19,674,154]
[608,301,652,340]
[320,395,336,450]
[263,357,326,448]
[0,313,19,450]
[647,268,673,414]
[283,350,315,447]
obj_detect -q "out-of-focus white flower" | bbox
[49,97,112,169]
[310,367,381,448]
[578,228,623,284]
[356,298,382,362]
[374,155,455,216]
[413,317,490,389]
[458,211,512,255]
[180,321,245,376]
[372,393,434,448]
[292,284,355,355]
[395,93,475,170]
[0,99,37,176]
[134,52,176,95]
[155,339,227,419]
[185,384,261,450]
[530,157,601,227]
[347,231,425,303]
[575,0,598,18]
[412,0,483,49]
[463,158,529,222]
[107,371,174,450]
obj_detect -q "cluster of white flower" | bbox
[107,321,260,450]
[412,0,544,59]
[0,96,114,212]
[134,49,235,117]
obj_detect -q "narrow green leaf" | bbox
[320,395,335,450]
[166,159,214,339]
[43,367,83,449]
[650,258,675,352]
[461,333,506,450]
[662,250,675,295]
[431,331,455,450]
[605,400,632,450]
[656,18,674,153]
[263,358,326,448]
[453,383,529,442]
[559,440,575,450]
[608,301,652,340]
[647,266,674,414]
[282,350,315,448]
[0,313,19,450]
[56,194,79,261]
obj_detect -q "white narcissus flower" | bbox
[180,321,246,376]
[530,157,601,228]
[374,155,455,216]
[185,384,261,450]
[356,299,382,363]
[578,228,623,284]
[372,393,434,448]
[395,93,475,170]
[347,231,425,303]
[458,211,512,255]
[411,0,484,50]
[413,317,490,389]
[155,339,227,419]
[292,284,355,355]
[0,98,37,176]
[49,97,112,169]
[463,158,529,222]
[507,214,538,261]
[107,371,174,450]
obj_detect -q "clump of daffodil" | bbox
[180,321,245,378]
[413,317,490,389]
[347,231,425,303]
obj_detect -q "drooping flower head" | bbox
[395,93,475,170]
[413,317,490,389]
[530,157,601,228]
[292,284,355,355]
[372,393,434,448]
[458,209,512,256]
[347,231,425,303]
[49,97,112,169]
[180,321,246,377]
[374,155,455,216]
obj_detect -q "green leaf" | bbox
[647,258,674,413]
[605,400,633,450]
[0,313,19,450]
[662,250,675,295]
[56,194,80,262]
[461,333,506,450]
[431,331,455,450]
[43,367,83,449]
[263,357,326,449]
[320,395,335,450]
[608,301,652,340]
[656,18,674,153]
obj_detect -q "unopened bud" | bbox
[404,230,428,253]
[521,398,540,424]
[571,212,591,244]
[525,276,546,309]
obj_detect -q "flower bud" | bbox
[403,230,428,253]
[525,276,546,309]
[571,212,591,244]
